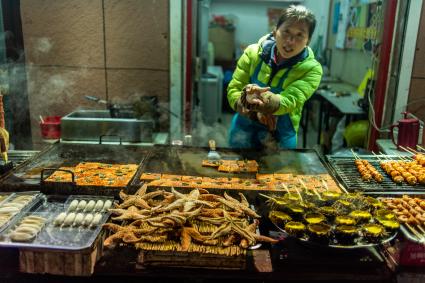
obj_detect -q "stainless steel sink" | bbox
[61,110,154,142]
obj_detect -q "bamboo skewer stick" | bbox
[298,178,321,200]
[417,145,425,152]
[279,182,291,195]
[379,152,391,161]
[258,193,272,200]
[372,151,382,161]
[406,146,419,154]
[321,180,329,192]
[400,145,417,155]
[282,183,303,204]
[416,224,425,236]
[406,223,425,241]
[351,148,360,160]
[337,184,349,194]
[292,186,304,204]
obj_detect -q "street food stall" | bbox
[0,142,422,282]
[0,0,424,282]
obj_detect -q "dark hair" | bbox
[276,5,316,39]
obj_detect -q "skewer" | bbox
[279,182,291,195]
[406,223,425,241]
[416,224,425,236]
[298,178,321,200]
[321,180,329,192]
[417,145,425,152]
[282,183,303,204]
[379,152,391,161]
[406,146,419,154]
[293,186,304,204]
[350,148,360,160]
[258,193,273,200]
[372,151,383,162]
[337,184,348,194]
[395,153,410,161]
[400,145,416,155]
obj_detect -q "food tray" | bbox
[326,155,425,193]
[378,195,425,244]
[0,195,113,250]
[267,191,399,249]
[271,221,397,249]
[0,192,44,234]
[0,143,151,196]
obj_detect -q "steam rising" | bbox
[190,105,229,148]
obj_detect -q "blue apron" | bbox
[229,61,297,149]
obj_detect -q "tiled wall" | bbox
[20,0,169,148]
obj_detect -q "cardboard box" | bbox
[209,27,235,61]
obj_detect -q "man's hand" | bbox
[257,112,277,131]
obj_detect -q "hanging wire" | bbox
[364,1,391,133]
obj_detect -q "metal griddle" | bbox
[138,145,332,180]
[0,142,151,196]
[326,155,425,194]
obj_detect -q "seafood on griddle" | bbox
[334,225,359,244]
[268,211,292,226]
[284,221,306,237]
[266,191,399,247]
[362,223,386,242]
[44,162,138,187]
[348,210,372,224]
[307,223,331,244]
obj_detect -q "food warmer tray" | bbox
[271,221,397,249]
[0,142,152,196]
[377,195,425,244]
[139,145,335,178]
[326,155,425,194]
[0,194,112,251]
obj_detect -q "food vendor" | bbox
[227,5,323,149]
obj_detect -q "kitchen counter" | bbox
[58,132,169,146]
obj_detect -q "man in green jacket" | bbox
[227,5,322,149]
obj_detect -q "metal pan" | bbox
[271,221,398,249]
[326,155,425,194]
[0,142,151,197]
[138,145,334,179]
[377,195,425,244]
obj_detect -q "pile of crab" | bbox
[103,184,277,256]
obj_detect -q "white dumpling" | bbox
[73,213,84,226]
[102,200,112,211]
[63,213,76,227]
[68,200,79,212]
[84,200,96,212]
[77,200,87,211]
[53,212,67,226]
[90,213,102,227]
[94,200,104,212]
[83,213,94,226]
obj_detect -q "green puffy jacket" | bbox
[227,34,323,133]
